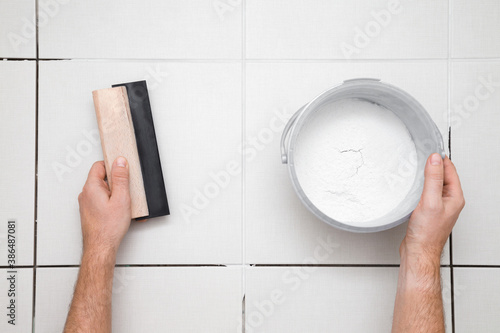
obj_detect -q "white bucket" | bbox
[280,78,445,233]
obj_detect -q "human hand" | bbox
[401,153,465,261]
[78,157,132,255]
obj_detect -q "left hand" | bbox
[78,157,132,255]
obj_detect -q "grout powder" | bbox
[294,98,417,224]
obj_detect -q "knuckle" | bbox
[113,171,129,184]
[428,174,444,183]
[113,168,128,178]
[423,199,443,214]
[82,184,90,194]
[112,196,131,209]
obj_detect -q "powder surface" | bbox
[294,98,417,224]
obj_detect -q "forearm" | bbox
[64,248,117,333]
[392,250,444,333]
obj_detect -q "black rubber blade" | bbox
[112,80,170,218]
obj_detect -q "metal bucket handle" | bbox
[280,105,305,164]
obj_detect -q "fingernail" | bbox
[431,153,441,166]
[116,157,126,167]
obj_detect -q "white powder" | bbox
[294,98,417,224]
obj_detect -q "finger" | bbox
[87,161,106,181]
[443,157,463,198]
[85,161,110,194]
[110,156,130,204]
[421,153,444,207]
[136,218,148,223]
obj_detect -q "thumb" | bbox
[110,156,130,204]
[421,153,444,209]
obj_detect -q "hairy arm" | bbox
[64,249,117,333]
[392,154,465,333]
[393,249,443,332]
[64,157,132,333]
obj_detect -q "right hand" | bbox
[401,153,465,260]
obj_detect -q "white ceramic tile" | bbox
[35,266,242,333]
[38,0,241,59]
[245,267,452,332]
[0,268,33,332]
[451,0,500,58]
[0,0,36,58]
[245,62,449,265]
[246,0,448,59]
[454,268,500,333]
[0,61,35,266]
[451,62,500,265]
[38,61,242,265]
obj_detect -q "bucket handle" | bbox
[281,105,306,164]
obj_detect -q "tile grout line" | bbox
[241,1,247,332]
[6,57,500,63]
[447,1,456,332]
[5,263,500,269]
[5,58,500,63]
[1,58,37,61]
[32,0,39,331]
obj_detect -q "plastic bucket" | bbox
[280,78,445,233]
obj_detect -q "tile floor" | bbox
[0,0,499,332]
